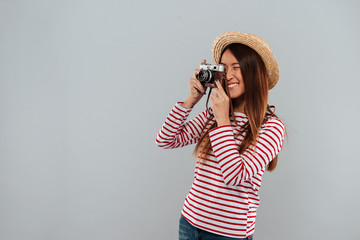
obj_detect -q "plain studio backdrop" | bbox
[1,0,359,239]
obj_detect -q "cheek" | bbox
[238,78,245,93]
[237,73,243,83]
[240,85,245,93]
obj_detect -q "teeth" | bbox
[228,83,238,87]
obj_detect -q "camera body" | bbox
[197,63,225,88]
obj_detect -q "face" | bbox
[220,49,245,99]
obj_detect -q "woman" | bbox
[156,32,285,240]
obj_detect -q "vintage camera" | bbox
[196,63,225,88]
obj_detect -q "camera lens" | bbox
[198,70,211,83]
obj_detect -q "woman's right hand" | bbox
[182,60,207,109]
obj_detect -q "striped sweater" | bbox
[156,102,285,238]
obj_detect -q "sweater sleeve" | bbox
[208,118,285,186]
[155,102,211,149]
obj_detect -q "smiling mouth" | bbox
[228,83,239,89]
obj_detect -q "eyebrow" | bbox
[220,62,240,66]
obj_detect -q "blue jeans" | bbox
[179,215,253,240]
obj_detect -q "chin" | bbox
[229,92,244,99]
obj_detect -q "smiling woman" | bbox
[156,32,285,240]
[220,49,245,100]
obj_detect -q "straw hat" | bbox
[212,31,279,89]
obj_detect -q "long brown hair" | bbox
[193,43,279,171]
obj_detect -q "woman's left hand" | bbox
[211,80,231,126]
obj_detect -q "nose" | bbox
[226,69,234,81]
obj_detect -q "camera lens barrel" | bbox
[198,70,212,83]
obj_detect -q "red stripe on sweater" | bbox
[184,198,247,221]
[184,201,247,225]
[186,194,246,216]
[192,181,249,201]
[190,187,248,211]
[174,105,188,114]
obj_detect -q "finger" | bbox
[210,92,216,102]
[197,59,206,70]
[190,77,202,91]
[212,88,219,98]
[215,80,224,90]
[215,80,227,97]
[210,92,218,106]
[210,95,214,105]
[192,78,205,93]
[193,69,200,78]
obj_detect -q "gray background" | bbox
[1,0,359,239]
